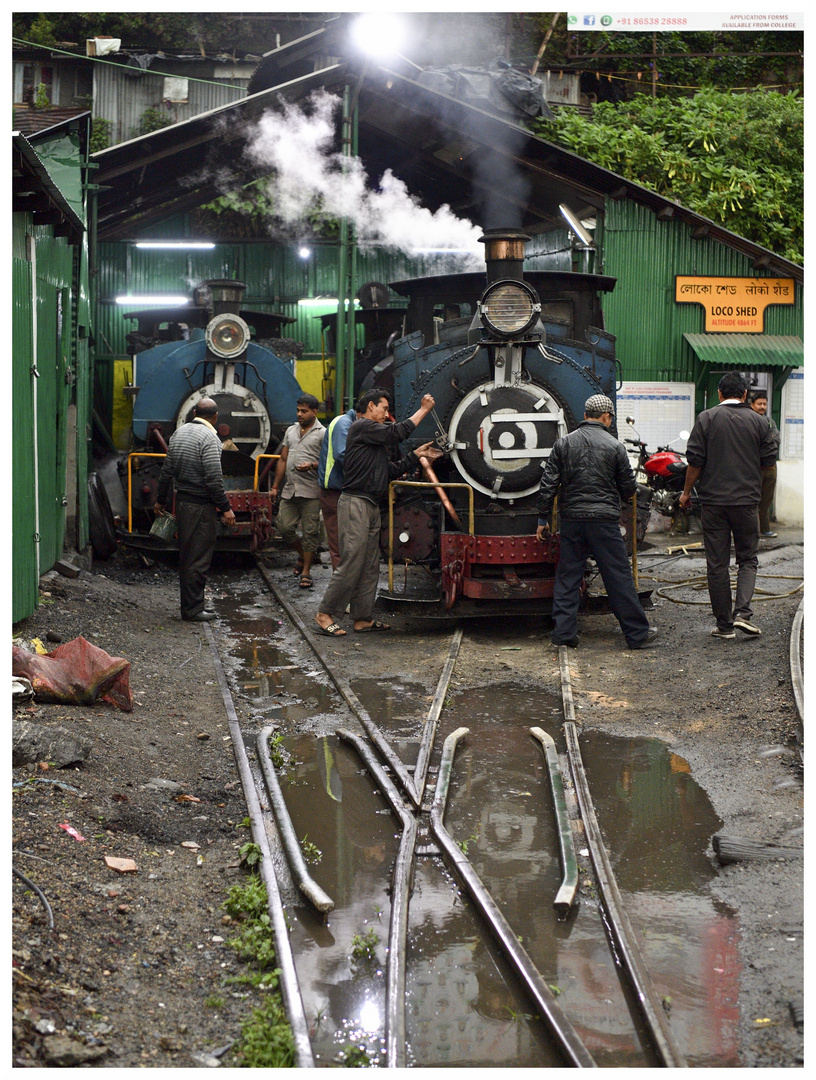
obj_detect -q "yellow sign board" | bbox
[675,276,795,333]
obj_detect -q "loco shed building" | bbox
[12,15,803,619]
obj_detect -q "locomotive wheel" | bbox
[88,473,118,560]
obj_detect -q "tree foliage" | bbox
[533,89,803,264]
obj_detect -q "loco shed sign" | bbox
[675,276,795,333]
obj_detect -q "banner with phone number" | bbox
[568,13,803,31]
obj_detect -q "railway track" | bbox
[197,560,702,1069]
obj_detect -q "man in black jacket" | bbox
[315,388,441,636]
[536,394,656,649]
[679,372,777,638]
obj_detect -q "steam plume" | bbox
[246,89,483,269]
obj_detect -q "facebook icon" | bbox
[583,15,596,26]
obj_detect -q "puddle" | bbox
[213,575,739,1066]
[578,731,741,1067]
[279,734,397,1066]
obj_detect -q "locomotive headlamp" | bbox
[478,280,541,339]
[205,312,250,359]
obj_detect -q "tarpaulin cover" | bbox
[12,636,133,712]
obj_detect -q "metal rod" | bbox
[529,727,578,914]
[430,728,597,1069]
[562,720,687,1068]
[419,455,462,528]
[202,624,315,1068]
[337,728,417,1070]
[255,559,419,807]
[413,627,463,804]
[256,726,335,914]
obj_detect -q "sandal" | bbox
[354,620,391,632]
[299,576,313,588]
[316,622,346,637]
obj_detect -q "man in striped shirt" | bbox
[154,398,236,621]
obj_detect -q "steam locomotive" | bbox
[376,227,622,617]
[118,279,304,552]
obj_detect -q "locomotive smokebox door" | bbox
[448,384,566,498]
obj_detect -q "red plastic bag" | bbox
[12,636,133,712]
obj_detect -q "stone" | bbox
[12,720,92,767]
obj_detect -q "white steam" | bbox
[246,89,484,269]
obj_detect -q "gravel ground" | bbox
[11,523,804,1068]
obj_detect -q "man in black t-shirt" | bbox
[314,388,441,637]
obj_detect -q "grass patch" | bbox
[222,874,294,1066]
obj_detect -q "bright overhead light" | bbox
[559,204,594,247]
[350,13,408,58]
[297,297,361,307]
[134,241,216,249]
[115,295,189,306]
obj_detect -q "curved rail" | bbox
[413,626,463,804]
[202,624,315,1069]
[336,728,418,1069]
[255,559,419,806]
[430,727,598,1069]
[529,727,578,913]
[256,726,335,914]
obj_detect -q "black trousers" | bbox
[552,518,650,646]
[175,500,217,619]
[699,503,759,630]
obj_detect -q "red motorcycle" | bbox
[622,418,699,535]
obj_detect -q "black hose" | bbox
[13,866,54,931]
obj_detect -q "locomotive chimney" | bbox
[205,279,247,316]
[479,228,530,284]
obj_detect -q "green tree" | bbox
[533,88,803,263]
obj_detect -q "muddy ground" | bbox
[11,524,804,1068]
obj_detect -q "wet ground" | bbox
[11,522,803,1067]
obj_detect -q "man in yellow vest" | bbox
[317,405,356,570]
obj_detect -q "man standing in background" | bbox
[680,373,777,638]
[749,389,781,538]
[270,394,325,588]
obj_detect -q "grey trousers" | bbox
[319,494,382,622]
[700,503,760,629]
[176,500,217,619]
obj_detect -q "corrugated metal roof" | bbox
[90,35,803,283]
[684,334,803,369]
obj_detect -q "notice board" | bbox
[616,382,696,457]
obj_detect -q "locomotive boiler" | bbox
[119,278,304,552]
[378,227,620,617]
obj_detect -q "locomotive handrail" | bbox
[126,452,166,533]
[386,480,475,595]
[126,451,281,532]
[253,453,280,492]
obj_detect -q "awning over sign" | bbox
[684,333,803,369]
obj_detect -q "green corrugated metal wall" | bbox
[602,201,803,385]
[12,220,38,622]
[12,220,74,622]
[12,120,91,624]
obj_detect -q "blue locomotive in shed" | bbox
[376,227,624,617]
[118,278,304,552]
